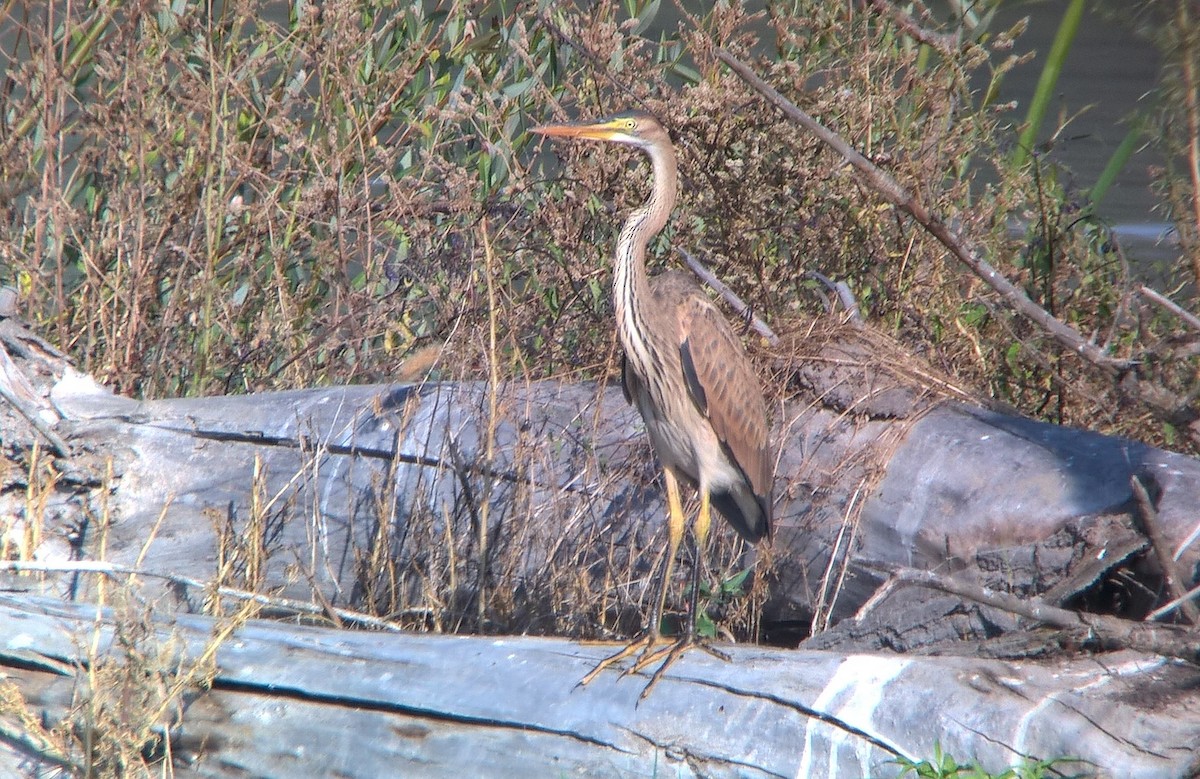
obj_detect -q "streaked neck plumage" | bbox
[613,138,678,366]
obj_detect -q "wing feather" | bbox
[678,338,708,414]
[676,291,773,538]
[620,352,634,405]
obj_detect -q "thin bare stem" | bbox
[0,559,415,631]
[1149,580,1200,621]
[864,0,959,55]
[716,48,1131,375]
[1176,0,1200,285]
[1131,475,1200,624]
[477,218,501,630]
[1139,285,1200,332]
[676,248,779,345]
[860,562,1200,663]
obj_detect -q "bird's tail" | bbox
[711,485,770,543]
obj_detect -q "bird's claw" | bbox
[577,634,662,689]
[579,633,731,700]
[626,635,731,699]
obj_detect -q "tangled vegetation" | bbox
[2,2,1198,775]
[0,0,1197,453]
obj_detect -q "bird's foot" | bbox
[577,634,666,688]
[578,632,731,700]
[626,634,730,700]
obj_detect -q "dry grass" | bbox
[1,1,1195,443]
[0,449,263,776]
[1,0,1199,773]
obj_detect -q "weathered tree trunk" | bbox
[14,344,1200,635]
[3,317,1200,776]
[2,595,1198,778]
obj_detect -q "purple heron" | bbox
[531,111,773,694]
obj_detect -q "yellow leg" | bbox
[684,488,713,640]
[652,468,686,640]
[578,468,686,688]
[695,484,712,551]
[627,481,728,700]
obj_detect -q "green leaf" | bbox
[670,62,702,84]
[721,567,752,595]
[502,74,538,99]
[629,0,661,36]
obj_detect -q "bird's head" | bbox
[530,110,669,152]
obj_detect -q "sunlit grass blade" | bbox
[1011,0,1086,169]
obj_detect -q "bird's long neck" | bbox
[613,141,677,363]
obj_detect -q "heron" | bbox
[531,110,773,693]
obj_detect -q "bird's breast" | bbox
[624,350,724,485]
[632,379,701,473]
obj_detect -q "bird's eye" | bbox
[626,119,636,129]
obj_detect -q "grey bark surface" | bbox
[2,596,1198,778]
[3,316,1200,776]
[19,371,1200,628]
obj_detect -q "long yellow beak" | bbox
[530,118,624,141]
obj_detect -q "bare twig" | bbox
[0,720,79,775]
[1139,285,1200,332]
[1150,580,1200,622]
[0,4,116,160]
[805,270,863,323]
[185,425,594,496]
[0,560,417,631]
[1131,475,1200,624]
[859,562,1200,663]
[863,0,960,54]
[676,248,779,345]
[478,218,502,630]
[533,11,646,111]
[1175,0,1200,285]
[0,345,70,458]
[716,49,1131,375]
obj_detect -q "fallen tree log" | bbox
[3,316,1200,776]
[4,318,1198,639]
[2,595,1198,778]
